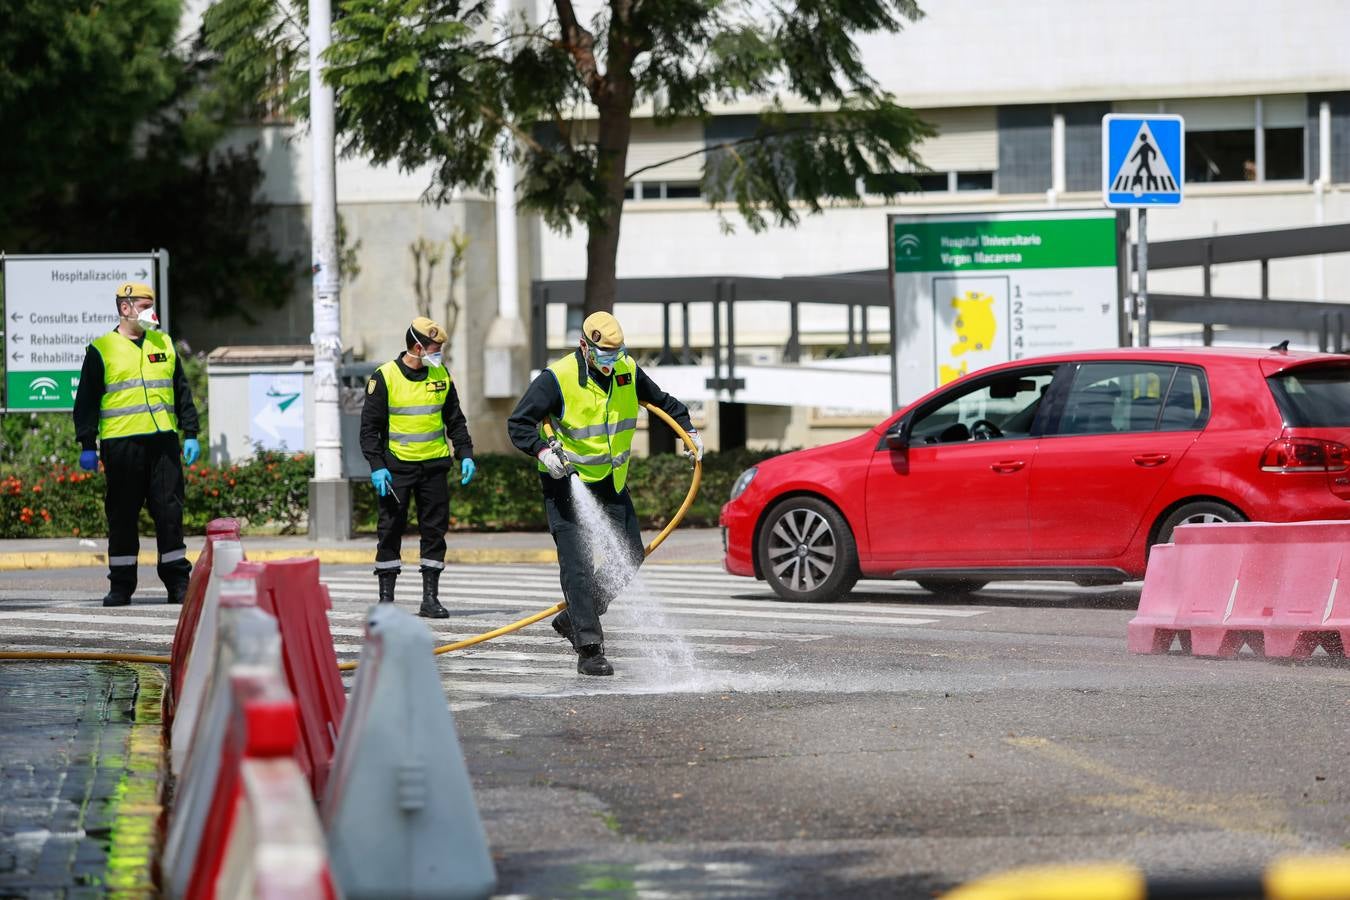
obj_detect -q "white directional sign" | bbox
[3,254,161,411]
[1102,114,1185,208]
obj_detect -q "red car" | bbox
[720,347,1350,602]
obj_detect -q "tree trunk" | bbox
[583,101,633,316]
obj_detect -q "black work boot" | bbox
[417,567,449,619]
[551,611,574,643]
[577,644,614,677]
[102,591,132,608]
[166,582,189,605]
[377,570,398,604]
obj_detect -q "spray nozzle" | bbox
[548,437,575,477]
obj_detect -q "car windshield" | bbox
[1268,366,1350,426]
[909,368,1056,443]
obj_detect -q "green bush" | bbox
[0,447,779,538]
[0,450,313,538]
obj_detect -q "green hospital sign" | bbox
[893,217,1118,272]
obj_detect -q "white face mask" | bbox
[123,305,159,331]
[423,349,443,367]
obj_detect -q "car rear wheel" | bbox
[915,578,988,595]
[758,497,859,603]
[1154,500,1246,546]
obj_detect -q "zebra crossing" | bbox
[0,563,991,706]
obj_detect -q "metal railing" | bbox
[529,272,891,398]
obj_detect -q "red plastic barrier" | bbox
[186,668,335,900]
[247,557,346,798]
[167,517,242,723]
[1129,521,1350,659]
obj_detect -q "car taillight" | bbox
[1260,437,1350,472]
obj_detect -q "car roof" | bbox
[987,346,1350,372]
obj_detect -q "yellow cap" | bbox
[582,312,624,350]
[409,316,448,345]
[115,282,155,302]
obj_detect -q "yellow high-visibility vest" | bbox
[539,353,638,491]
[92,330,178,440]
[379,360,451,462]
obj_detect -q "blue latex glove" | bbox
[371,468,393,497]
[79,449,99,472]
[460,457,476,486]
[182,438,201,465]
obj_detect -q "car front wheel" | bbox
[758,497,859,603]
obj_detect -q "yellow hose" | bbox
[0,403,700,672]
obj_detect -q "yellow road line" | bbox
[1005,736,1299,845]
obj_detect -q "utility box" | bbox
[206,345,315,465]
[207,346,378,477]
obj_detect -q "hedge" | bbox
[0,448,781,538]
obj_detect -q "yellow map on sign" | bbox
[950,291,997,357]
[939,361,968,384]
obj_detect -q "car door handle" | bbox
[990,460,1025,473]
[1133,453,1171,467]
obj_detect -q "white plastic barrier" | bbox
[171,539,244,775]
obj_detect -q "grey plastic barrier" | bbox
[321,604,497,900]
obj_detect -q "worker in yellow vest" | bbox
[507,312,703,676]
[72,282,201,607]
[359,317,476,618]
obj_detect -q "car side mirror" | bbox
[885,426,908,451]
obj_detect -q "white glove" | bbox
[538,446,569,479]
[684,429,705,461]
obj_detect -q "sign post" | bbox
[1,252,165,412]
[888,208,1122,410]
[1102,114,1185,347]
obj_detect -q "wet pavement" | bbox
[0,662,163,899]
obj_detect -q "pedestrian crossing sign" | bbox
[1102,114,1185,208]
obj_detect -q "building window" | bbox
[1186,130,1255,182]
[626,180,704,202]
[956,171,995,191]
[1123,96,1307,184]
[1265,127,1304,181]
[864,170,995,195]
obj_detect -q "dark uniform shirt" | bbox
[73,337,200,451]
[359,355,474,470]
[507,349,694,459]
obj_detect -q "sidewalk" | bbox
[0,662,164,898]
[0,527,726,570]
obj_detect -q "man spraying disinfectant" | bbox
[507,312,703,676]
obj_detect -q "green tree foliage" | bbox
[205,0,933,313]
[0,0,297,332]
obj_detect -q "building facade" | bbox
[196,0,1350,453]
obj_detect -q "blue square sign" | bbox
[1102,114,1185,208]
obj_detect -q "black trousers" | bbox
[543,473,644,649]
[374,456,452,574]
[101,433,191,597]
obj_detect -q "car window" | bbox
[1052,362,1194,436]
[910,368,1056,444]
[1267,366,1350,426]
[1158,366,1211,431]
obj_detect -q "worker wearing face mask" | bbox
[359,317,476,618]
[506,312,703,676]
[72,282,201,607]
